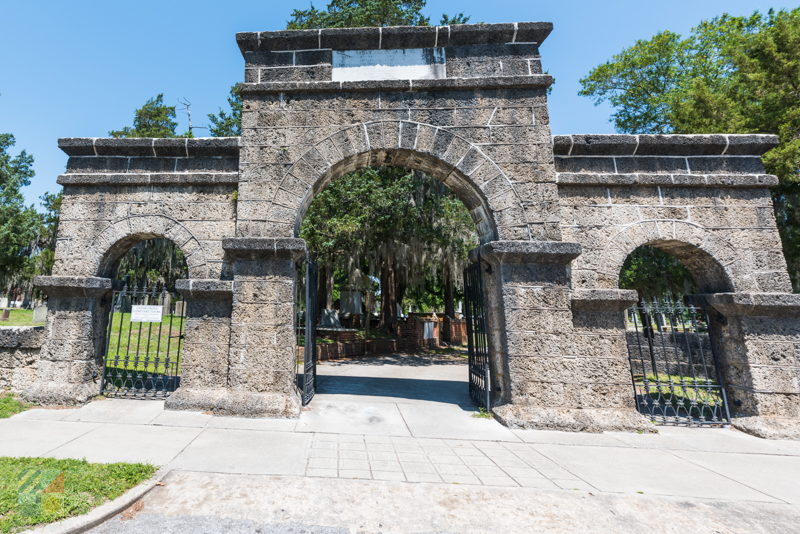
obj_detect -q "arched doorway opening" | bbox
[98,237,189,398]
[619,241,733,425]
[295,162,484,413]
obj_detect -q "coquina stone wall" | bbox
[19,22,800,438]
[0,327,44,393]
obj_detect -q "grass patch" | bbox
[105,313,184,361]
[0,309,43,328]
[0,394,29,419]
[0,457,156,533]
[472,407,493,419]
[635,373,725,418]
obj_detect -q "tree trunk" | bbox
[443,265,455,319]
[364,290,373,338]
[442,265,455,343]
[379,263,398,334]
[316,263,328,323]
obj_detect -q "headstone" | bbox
[0,309,9,321]
[0,298,8,308]
[340,291,362,314]
[423,321,435,340]
[32,305,47,323]
[161,292,172,316]
[175,301,186,317]
[319,309,342,328]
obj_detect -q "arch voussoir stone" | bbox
[279,120,532,245]
[90,215,210,280]
[597,219,738,292]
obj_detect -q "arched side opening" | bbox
[618,241,734,426]
[95,235,191,399]
[91,216,210,281]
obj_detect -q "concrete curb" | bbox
[26,468,170,534]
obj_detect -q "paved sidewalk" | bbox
[5,354,800,532]
[4,397,800,505]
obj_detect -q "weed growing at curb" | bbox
[472,407,493,419]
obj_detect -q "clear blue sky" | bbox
[1,0,793,205]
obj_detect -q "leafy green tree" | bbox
[581,8,800,292]
[0,134,40,295]
[301,168,477,332]
[208,86,242,137]
[619,246,695,301]
[287,0,467,29]
[109,93,189,138]
[115,238,188,290]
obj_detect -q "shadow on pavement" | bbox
[316,374,473,409]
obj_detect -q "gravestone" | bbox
[32,305,47,323]
[0,309,9,322]
[161,292,172,316]
[340,291,362,315]
[319,309,342,329]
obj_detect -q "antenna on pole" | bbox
[178,97,208,136]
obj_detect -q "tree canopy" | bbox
[109,94,189,138]
[0,134,60,299]
[581,8,800,293]
[207,86,242,137]
[287,0,468,28]
[300,168,477,324]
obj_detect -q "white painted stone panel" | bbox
[332,48,446,81]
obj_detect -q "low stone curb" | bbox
[26,467,170,534]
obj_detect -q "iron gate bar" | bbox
[301,258,318,406]
[100,286,185,398]
[464,261,491,410]
[627,298,730,425]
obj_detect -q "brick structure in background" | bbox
[14,22,799,438]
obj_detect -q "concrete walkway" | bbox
[4,354,800,532]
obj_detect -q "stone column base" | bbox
[732,416,800,441]
[165,387,301,418]
[492,403,655,433]
[22,381,99,406]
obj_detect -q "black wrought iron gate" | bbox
[627,298,730,425]
[100,286,186,397]
[297,258,318,405]
[464,261,491,410]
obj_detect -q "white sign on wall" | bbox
[332,48,446,82]
[130,305,163,323]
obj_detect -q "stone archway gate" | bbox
[26,22,800,438]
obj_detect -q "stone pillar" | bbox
[176,237,304,418]
[164,279,234,412]
[694,292,800,440]
[24,276,112,405]
[484,242,652,432]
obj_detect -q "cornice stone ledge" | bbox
[571,289,639,312]
[472,240,582,265]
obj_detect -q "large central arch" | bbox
[276,120,532,244]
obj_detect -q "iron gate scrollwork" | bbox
[296,257,318,406]
[627,298,730,425]
[464,261,491,410]
[100,286,186,397]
